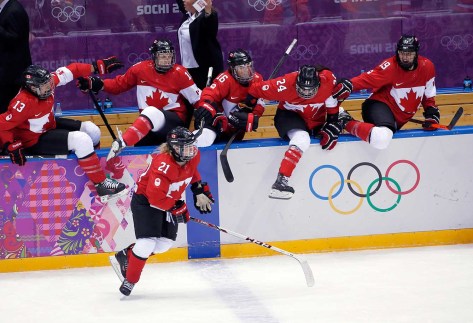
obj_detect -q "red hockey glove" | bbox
[194,101,217,129]
[319,113,342,150]
[93,56,124,75]
[228,110,259,132]
[212,113,229,133]
[191,181,214,214]
[169,200,190,224]
[77,76,104,94]
[332,78,353,102]
[422,106,440,131]
[5,141,26,166]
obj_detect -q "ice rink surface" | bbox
[1,244,473,323]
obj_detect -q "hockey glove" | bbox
[422,106,440,131]
[212,113,229,133]
[319,113,342,150]
[77,76,104,94]
[332,78,353,102]
[169,200,190,224]
[228,110,259,132]
[93,56,124,75]
[191,181,214,214]
[5,141,26,166]
[194,101,217,129]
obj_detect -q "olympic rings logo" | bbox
[308,160,420,214]
[51,5,86,23]
[440,34,473,51]
[247,0,282,12]
[291,44,319,61]
[128,52,151,65]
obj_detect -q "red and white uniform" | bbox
[103,61,201,122]
[201,70,266,117]
[249,69,338,129]
[135,150,201,211]
[351,55,436,127]
[0,63,93,148]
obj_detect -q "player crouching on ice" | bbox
[0,60,128,203]
[109,126,214,296]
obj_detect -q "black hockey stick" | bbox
[190,216,314,287]
[408,107,463,130]
[220,38,298,183]
[89,91,117,140]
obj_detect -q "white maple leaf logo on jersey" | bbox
[391,86,424,112]
[166,177,192,198]
[145,89,171,109]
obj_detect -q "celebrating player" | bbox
[193,49,265,147]
[109,126,214,296]
[332,35,439,150]
[249,64,343,199]
[0,59,127,202]
[77,39,202,169]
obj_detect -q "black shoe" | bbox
[95,178,127,203]
[338,108,353,130]
[269,173,295,200]
[119,279,135,296]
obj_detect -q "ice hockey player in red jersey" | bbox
[193,49,265,147]
[0,59,128,203]
[332,35,439,150]
[77,39,202,165]
[109,126,214,296]
[249,64,342,200]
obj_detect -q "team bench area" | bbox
[67,89,473,148]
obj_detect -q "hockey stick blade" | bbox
[299,259,315,287]
[447,106,463,130]
[409,107,464,130]
[220,131,239,182]
[190,217,315,287]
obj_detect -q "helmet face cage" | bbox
[150,39,176,73]
[23,65,54,100]
[167,127,197,162]
[296,65,319,99]
[396,35,419,70]
[228,49,255,84]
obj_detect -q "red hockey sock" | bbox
[78,153,106,184]
[278,145,303,177]
[122,116,153,146]
[345,120,374,143]
[126,250,147,284]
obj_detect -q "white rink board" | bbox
[217,134,473,244]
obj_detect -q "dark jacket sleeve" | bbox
[0,0,32,85]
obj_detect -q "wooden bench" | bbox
[69,92,473,147]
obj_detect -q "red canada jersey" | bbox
[103,61,201,122]
[135,150,202,211]
[201,71,266,117]
[351,55,436,127]
[0,63,93,148]
[249,69,338,130]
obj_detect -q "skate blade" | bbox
[100,187,129,203]
[268,189,294,200]
[109,255,125,282]
[106,145,120,162]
